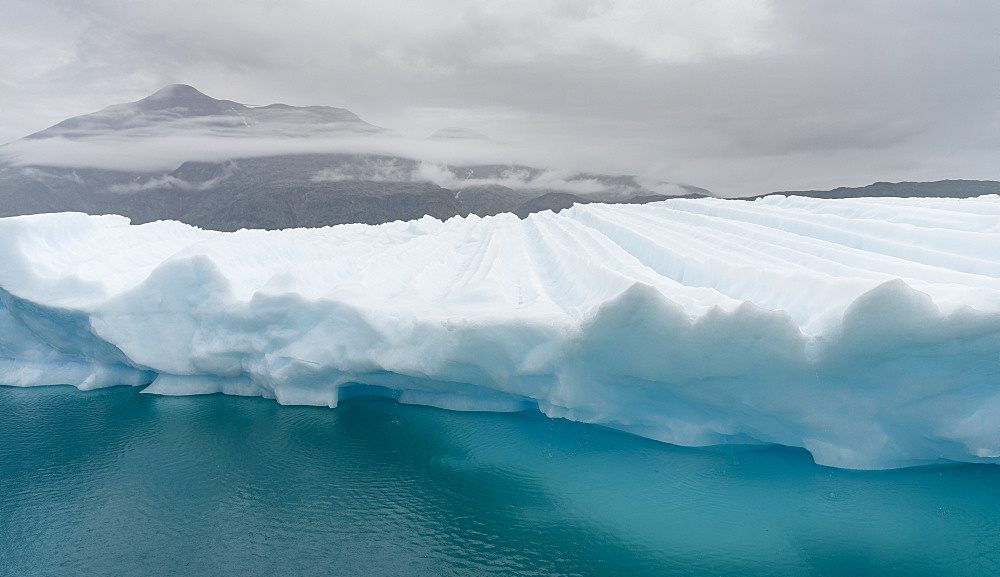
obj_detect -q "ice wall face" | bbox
[1,196,999,470]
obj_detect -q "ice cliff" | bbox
[1,195,998,469]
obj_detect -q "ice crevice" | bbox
[1,196,999,470]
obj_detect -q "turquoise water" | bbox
[2,385,999,576]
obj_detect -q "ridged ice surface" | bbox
[1,195,999,469]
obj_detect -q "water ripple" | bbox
[2,387,999,576]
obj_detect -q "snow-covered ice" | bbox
[1,195,998,469]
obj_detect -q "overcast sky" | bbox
[2,0,998,196]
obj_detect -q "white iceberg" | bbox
[1,195,999,469]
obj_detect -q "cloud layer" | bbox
[3,0,999,196]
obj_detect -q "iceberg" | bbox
[1,195,999,470]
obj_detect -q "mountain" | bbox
[0,157,463,230]
[0,154,705,230]
[759,180,1000,200]
[24,84,382,139]
[0,85,705,230]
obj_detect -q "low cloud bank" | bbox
[1,127,696,198]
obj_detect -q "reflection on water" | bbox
[1,385,999,576]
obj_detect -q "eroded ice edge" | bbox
[1,196,998,469]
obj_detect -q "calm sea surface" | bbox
[2,385,999,576]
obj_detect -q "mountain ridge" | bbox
[22,84,380,140]
[757,179,1000,200]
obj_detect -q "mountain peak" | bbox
[135,84,245,116]
[147,84,206,99]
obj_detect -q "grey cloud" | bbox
[2,0,999,196]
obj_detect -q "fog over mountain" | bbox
[3,84,998,231]
[1,85,708,229]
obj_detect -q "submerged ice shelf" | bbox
[1,195,999,469]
